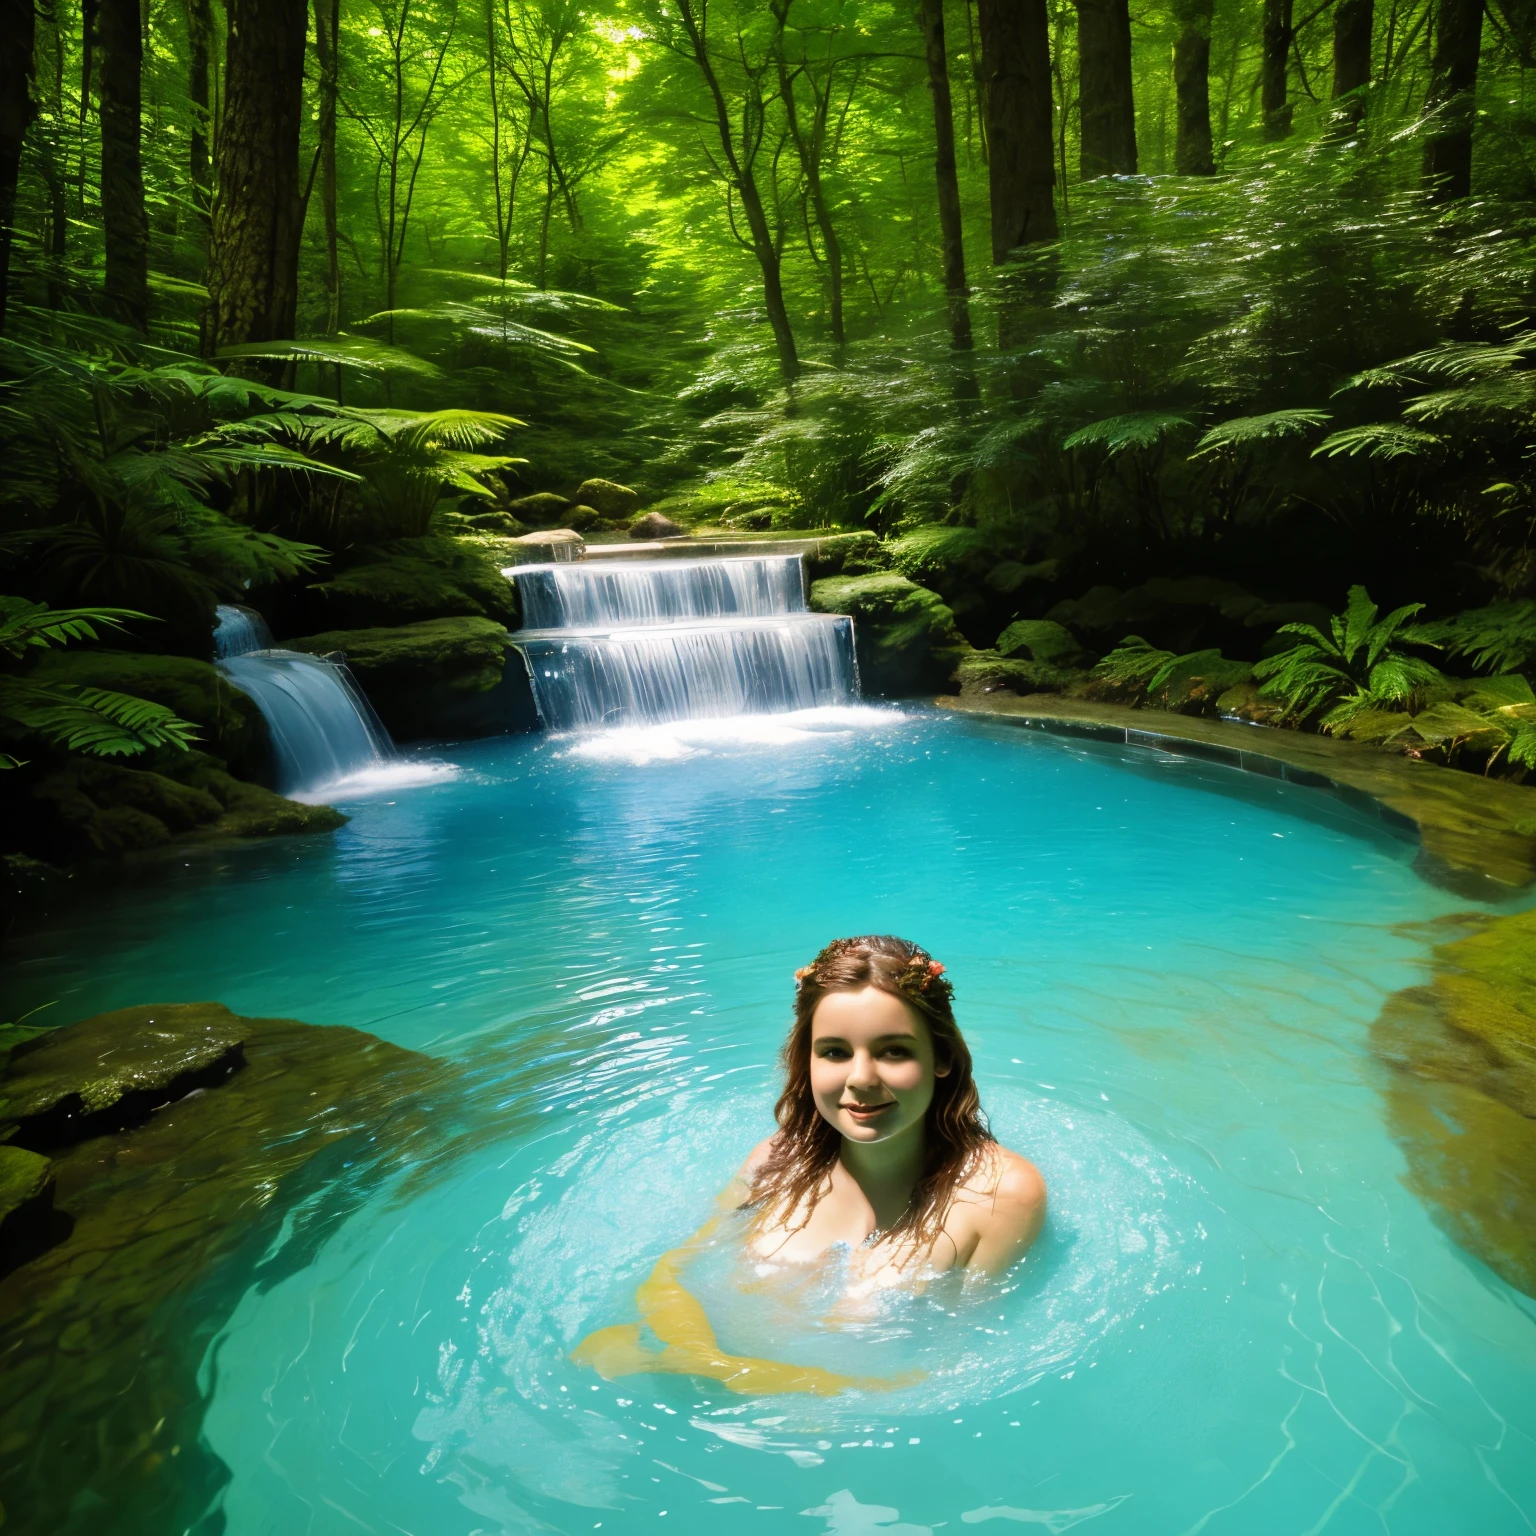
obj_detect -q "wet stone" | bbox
[0,1002,246,1151]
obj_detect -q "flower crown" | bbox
[794,939,954,1008]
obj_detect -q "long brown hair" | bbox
[747,935,994,1254]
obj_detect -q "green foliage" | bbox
[1092,636,1252,710]
[0,596,198,769]
[1253,586,1444,729]
[1411,600,1536,674]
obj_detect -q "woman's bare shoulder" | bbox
[736,1135,780,1182]
[956,1144,1046,1274]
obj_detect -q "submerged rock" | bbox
[0,1146,56,1279]
[575,478,641,518]
[0,1004,459,1534]
[810,572,971,696]
[1372,908,1536,1297]
[0,1002,247,1150]
[629,511,687,541]
[285,616,512,740]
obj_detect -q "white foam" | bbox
[288,759,459,804]
[560,706,908,766]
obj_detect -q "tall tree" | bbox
[663,0,800,382]
[918,0,973,351]
[1172,0,1216,173]
[1329,0,1373,128]
[98,0,148,329]
[773,6,850,351]
[0,0,38,334]
[206,0,308,364]
[313,0,341,337]
[485,0,533,284]
[1260,0,1293,139]
[977,0,1058,255]
[186,0,214,226]
[1422,0,1484,200]
[1077,0,1137,176]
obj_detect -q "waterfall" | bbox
[213,603,274,658]
[218,651,398,798]
[507,554,858,731]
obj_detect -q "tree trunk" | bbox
[314,0,340,339]
[1261,0,1294,139]
[1077,0,1137,177]
[206,0,307,368]
[1329,0,1373,127]
[978,0,1057,257]
[1423,0,1483,200]
[1172,0,1215,173]
[918,0,973,352]
[187,0,213,226]
[98,0,148,330]
[0,0,38,335]
[777,55,846,349]
[675,0,799,382]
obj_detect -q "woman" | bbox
[740,934,1046,1287]
[573,936,1046,1393]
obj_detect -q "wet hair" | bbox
[746,935,994,1256]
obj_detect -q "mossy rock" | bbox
[0,1002,248,1149]
[810,572,971,697]
[0,1004,456,1531]
[302,536,515,630]
[996,619,1090,668]
[803,531,887,582]
[575,478,640,518]
[285,617,511,740]
[1372,909,1536,1296]
[25,752,344,860]
[0,1146,50,1216]
[0,1145,56,1280]
[27,650,267,776]
[955,651,1084,697]
[507,491,574,526]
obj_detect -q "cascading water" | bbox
[506,554,857,731]
[211,604,400,799]
[212,603,274,658]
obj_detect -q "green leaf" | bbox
[1191,408,1331,457]
[1312,424,1443,460]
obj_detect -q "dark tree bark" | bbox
[1423,0,1484,200]
[186,0,213,226]
[98,0,148,330]
[978,0,1057,257]
[918,0,973,352]
[206,0,308,368]
[0,0,38,334]
[314,0,340,337]
[1077,0,1137,176]
[673,0,799,382]
[1172,0,1215,173]
[776,48,846,350]
[1261,0,1294,139]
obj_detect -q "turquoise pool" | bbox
[10,709,1536,1533]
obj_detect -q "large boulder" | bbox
[995,619,1091,668]
[803,531,888,582]
[285,617,515,740]
[26,650,267,776]
[499,529,586,567]
[810,572,971,696]
[575,478,641,519]
[23,751,344,861]
[300,536,515,630]
[629,511,687,541]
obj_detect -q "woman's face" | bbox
[808,985,949,1145]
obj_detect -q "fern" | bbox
[0,597,148,659]
[1192,408,1331,457]
[0,681,200,760]
[1409,600,1536,674]
[1312,424,1443,460]
[1061,412,1190,456]
[1254,585,1443,727]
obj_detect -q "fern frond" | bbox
[0,680,199,757]
[1313,424,1443,460]
[1192,408,1330,457]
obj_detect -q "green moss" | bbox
[285,617,510,739]
[802,530,887,581]
[995,619,1090,667]
[575,478,640,518]
[0,1147,50,1214]
[303,536,515,629]
[811,572,970,696]
[27,650,267,775]
[955,651,1083,695]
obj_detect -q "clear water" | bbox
[10,711,1536,1535]
[212,603,274,658]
